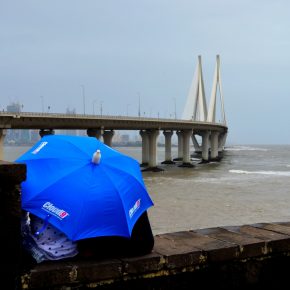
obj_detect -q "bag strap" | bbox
[34,214,51,237]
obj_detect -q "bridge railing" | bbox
[0,111,227,126]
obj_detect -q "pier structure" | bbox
[181,54,226,161]
[0,129,6,160]
[161,130,175,165]
[0,56,227,169]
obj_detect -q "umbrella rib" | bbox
[98,165,130,237]
[25,162,89,203]
[18,156,88,164]
[63,138,94,158]
[103,162,148,191]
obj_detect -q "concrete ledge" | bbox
[19,221,290,289]
[0,160,26,184]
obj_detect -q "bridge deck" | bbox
[0,112,227,131]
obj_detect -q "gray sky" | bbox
[1,0,290,145]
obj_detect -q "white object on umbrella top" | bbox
[92,149,101,164]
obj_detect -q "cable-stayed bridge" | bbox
[0,55,228,170]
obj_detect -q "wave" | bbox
[190,157,201,161]
[225,146,268,152]
[229,169,290,176]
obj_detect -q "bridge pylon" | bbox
[182,55,226,126]
[182,55,207,121]
[207,55,226,125]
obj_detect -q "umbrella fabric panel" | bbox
[16,134,154,241]
[104,154,147,187]
[114,175,154,236]
[100,164,154,232]
[22,163,132,241]
[73,164,134,240]
[17,135,125,162]
[20,158,88,202]
[17,134,136,206]
[17,135,90,161]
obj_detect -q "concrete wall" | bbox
[0,161,26,290]
[2,161,290,290]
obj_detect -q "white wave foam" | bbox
[190,158,201,161]
[229,169,290,176]
[225,146,268,152]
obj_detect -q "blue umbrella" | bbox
[15,134,154,241]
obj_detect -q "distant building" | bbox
[120,134,130,143]
[30,130,40,143]
[59,107,78,136]
[66,107,76,115]
[6,102,22,113]
[5,102,25,144]
[5,102,40,145]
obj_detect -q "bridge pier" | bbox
[0,129,7,160]
[161,130,175,164]
[219,132,227,151]
[139,130,149,167]
[143,129,163,172]
[191,134,202,154]
[174,130,183,161]
[201,131,210,163]
[39,129,55,138]
[179,129,194,167]
[210,131,219,160]
[87,128,103,140]
[148,129,162,170]
[103,130,115,147]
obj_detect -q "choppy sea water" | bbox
[4,144,290,236]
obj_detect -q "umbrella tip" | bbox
[92,149,101,164]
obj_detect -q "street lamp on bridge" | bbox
[138,92,141,118]
[126,104,130,116]
[92,99,98,115]
[81,85,86,115]
[173,97,177,119]
[40,96,44,113]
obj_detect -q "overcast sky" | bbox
[1,0,290,145]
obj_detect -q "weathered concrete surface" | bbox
[2,161,290,290]
[19,222,290,290]
[0,161,26,290]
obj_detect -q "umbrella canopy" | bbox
[16,134,154,241]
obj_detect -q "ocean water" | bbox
[4,144,290,236]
